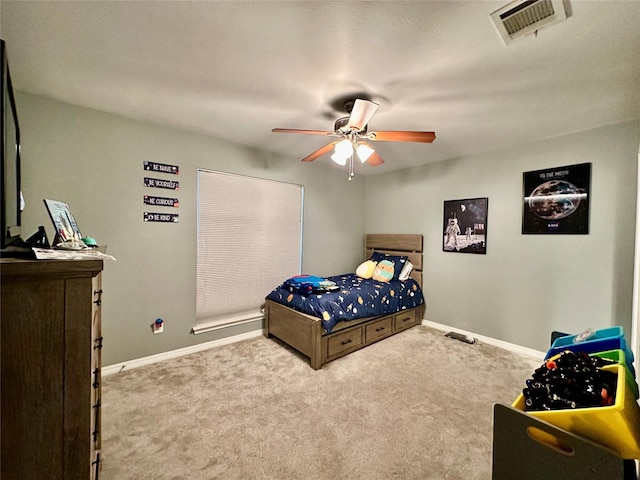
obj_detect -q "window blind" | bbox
[194,170,303,334]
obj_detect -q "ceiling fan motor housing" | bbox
[343,99,355,113]
[334,116,367,134]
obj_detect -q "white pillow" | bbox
[398,260,414,281]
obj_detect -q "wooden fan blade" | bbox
[369,131,436,143]
[301,142,338,162]
[366,151,384,167]
[348,99,379,131]
[272,128,335,136]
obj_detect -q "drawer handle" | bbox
[92,452,101,480]
[376,326,386,332]
[93,289,103,306]
[92,400,101,442]
[401,317,411,322]
[341,339,352,345]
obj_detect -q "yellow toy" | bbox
[356,260,377,279]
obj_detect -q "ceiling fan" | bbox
[272,98,436,179]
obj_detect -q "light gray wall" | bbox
[16,92,366,365]
[15,91,640,362]
[365,121,639,352]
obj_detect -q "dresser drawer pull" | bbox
[93,289,103,306]
[92,452,101,480]
[94,336,103,350]
[341,339,352,345]
[93,368,100,389]
[376,326,386,332]
[92,400,101,442]
[401,316,411,322]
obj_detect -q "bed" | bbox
[263,234,425,369]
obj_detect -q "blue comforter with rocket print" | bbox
[265,273,424,333]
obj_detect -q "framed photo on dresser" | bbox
[43,198,83,243]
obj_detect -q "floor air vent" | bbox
[490,0,568,45]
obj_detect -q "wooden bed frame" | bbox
[264,234,425,369]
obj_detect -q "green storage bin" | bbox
[591,349,639,399]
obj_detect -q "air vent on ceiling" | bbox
[490,0,568,45]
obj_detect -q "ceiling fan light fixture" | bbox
[330,151,348,166]
[335,138,352,155]
[331,139,353,165]
[356,143,375,163]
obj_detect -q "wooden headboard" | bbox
[365,233,423,287]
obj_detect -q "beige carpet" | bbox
[101,325,542,479]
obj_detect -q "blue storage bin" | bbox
[544,326,635,367]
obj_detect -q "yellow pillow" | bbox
[372,260,394,283]
[356,260,377,279]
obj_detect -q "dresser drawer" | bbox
[365,316,393,343]
[394,310,417,332]
[326,328,363,358]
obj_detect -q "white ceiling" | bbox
[2,1,640,175]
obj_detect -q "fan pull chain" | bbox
[348,154,355,181]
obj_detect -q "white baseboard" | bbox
[102,330,263,376]
[104,322,543,376]
[421,319,546,360]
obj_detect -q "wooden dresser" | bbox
[1,258,104,480]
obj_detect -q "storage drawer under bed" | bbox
[365,316,393,343]
[326,328,363,359]
[394,309,418,332]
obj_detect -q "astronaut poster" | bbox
[522,163,591,234]
[443,197,488,254]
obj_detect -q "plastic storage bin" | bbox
[545,327,635,364]
[512,364,640,459]
[591,349,639,399]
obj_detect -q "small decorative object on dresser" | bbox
[1,258,104,480]
[264,234,425,369]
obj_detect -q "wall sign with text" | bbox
[142,162,181,224]
[143,161,179,175]
[144,212,179,223]
[144,177,179,190]
[144,195,179,208]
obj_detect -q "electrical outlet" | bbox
[153,318,164,334]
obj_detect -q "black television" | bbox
[1,38,22,250]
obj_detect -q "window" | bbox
[194,170,303,334]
